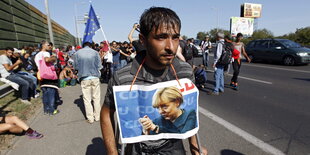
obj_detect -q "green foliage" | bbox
[251,29,274,39]
[278,27,310,46]
[196,32,208,41]
[181,35,188,40]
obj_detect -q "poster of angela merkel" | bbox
[113,78,199,144]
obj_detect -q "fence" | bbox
[0,0,76,49]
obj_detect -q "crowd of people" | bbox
[0,5,252,154]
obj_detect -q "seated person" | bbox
[0,47,35,104]
[0,115,43,139]
[139,86,196,135]
[193,64,207,89]
[59,67,77,87]
[12,49,39,98]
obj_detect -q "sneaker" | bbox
[94,118,100,122]
[20,99,32,105]
[26,131,43,139]
[208,91,219,96]
[87,120,94,124]
[233,85,239,91]
[50,110,60,116]
[34,93,40,98]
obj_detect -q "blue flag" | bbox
[82,5,100,44]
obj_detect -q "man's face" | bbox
[141,24,180,68]
[5,50,13,57]
[42,42,50,51]
[112,42,117,48]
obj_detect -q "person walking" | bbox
[209,32,226,95]
[231,33,251,90]
[100,7,207,155]
[74,42,103,124]
[200,35,212,69]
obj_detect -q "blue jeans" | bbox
[202,51,209,67]
[213,65,224,93]
[16,71,37,95]
[6,73,35,100]
[120,59,127,68]
[111,62,120,76]
[41,87,59,114]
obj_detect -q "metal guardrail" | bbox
[0,84,14,98]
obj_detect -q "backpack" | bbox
[217,42,233,65]
[192,45,199,57]
[180,40,193,60]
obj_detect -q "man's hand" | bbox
[212,63,216,68]
[15,59,22,65]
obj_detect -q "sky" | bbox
[26,0,310,43]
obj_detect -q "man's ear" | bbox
[139,34,146,46]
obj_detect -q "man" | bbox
[100,7,207,155]
[200,35,212,69]
[119,41,130,68]
[74,42,102,123]
[110,41,121,74]
[231,33,251,90]
[209,32,225,95]
[0,47,34,104]
[35,40,60,115]
[11,49,39,98]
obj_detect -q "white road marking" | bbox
[206,70,273,85]
[199,106,285,155]
[243,63,310,74]
[228,74,273,85]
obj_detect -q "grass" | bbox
[0,90,42,150]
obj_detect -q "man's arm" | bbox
[2,59,22,71]
[44,55,56,63]
[241,44,251,62]
[128,24,139,43]
[213,42,223,68]
[188,136,208,155]
[100,106,118,155]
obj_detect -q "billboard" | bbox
[241,3,262,18]
[113,78,199,144]
[230,17,254,37]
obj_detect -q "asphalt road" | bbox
[3,57,309,155]
[194,56,310,155]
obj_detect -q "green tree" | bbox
[251,29,274,39]
[181,35,188,40]
[208,28,230,42]
[196,31,207,41]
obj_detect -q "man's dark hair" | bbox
[139,7,181,37]
[5,47,14,51]
[82,42,92,48]
[237,33,243,38]
[49,42,53,47]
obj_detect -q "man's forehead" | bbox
[153,23,180,35]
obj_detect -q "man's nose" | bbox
[165,38,174,51]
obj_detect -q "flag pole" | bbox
[100,26,111,51]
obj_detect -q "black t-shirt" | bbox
[119,47,129,60]
[132,40,145,54]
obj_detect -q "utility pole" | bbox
[45,0,54,44]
